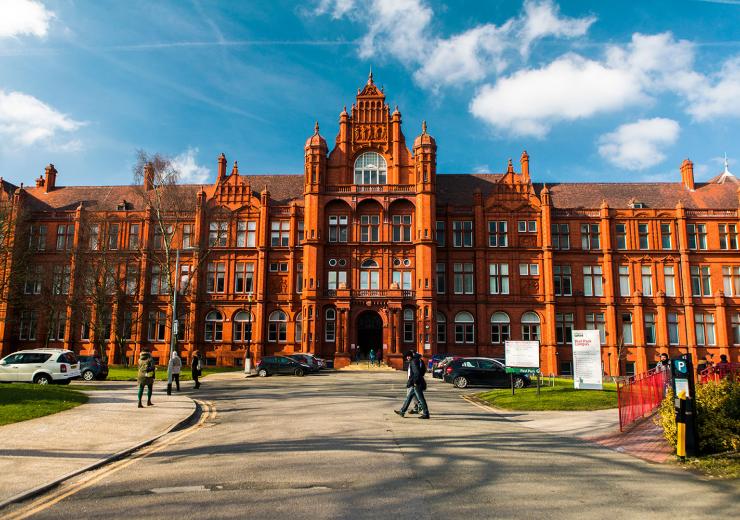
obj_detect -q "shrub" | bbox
[656,379,740,454]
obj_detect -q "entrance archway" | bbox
[356,311,383,359]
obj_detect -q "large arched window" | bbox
[204,310,223,342]
[268,310,287,343]
[294,312,302,344]
[454,311,475,344]
[491,312,510,344]
[436,312,446,344]
[403,308,415,343]
[325,308,336,342]
[521,311,541,341]
[354,152,387,185]
[232,310,252,343]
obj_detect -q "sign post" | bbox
[672,355,699,457]
[572,330,603,390]
[504,340,540,395]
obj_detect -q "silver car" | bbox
[0,349,81,384]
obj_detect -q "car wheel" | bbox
[34,374,52,385]
[453,376,468,389]
[294,368,305,377]
[258,369,268,377]
[82,370,95,382]
[514,377,525,389]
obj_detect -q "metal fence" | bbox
[617,366,671,431]
[699,362,740,384]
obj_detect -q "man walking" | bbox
[395,350,430,419]
[137,350,155,408]
[192,351,202,389]
[168,351,182,391]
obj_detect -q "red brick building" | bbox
[1,75,739,374]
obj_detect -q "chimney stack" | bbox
[144,162,154,191]
[35,176,45,188]
[217,153,227,181]
[520,150,530,183]
[680,158,695,191]
[44,164,57,193]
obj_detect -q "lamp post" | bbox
[166,248,181,396]
[244,292,254,375]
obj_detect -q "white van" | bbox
[0,349,81,384]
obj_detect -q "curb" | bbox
[0,397,199,511]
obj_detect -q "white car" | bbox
[0,349,81,384]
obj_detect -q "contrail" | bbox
[104,40,358,51]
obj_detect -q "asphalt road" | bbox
[8,372,738,519]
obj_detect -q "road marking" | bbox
[150,485,209,494]
[2,400,215,520]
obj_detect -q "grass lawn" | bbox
[475,377,618,411]
[0,384,88,426]
[106,365,240,381]
[681,453,740,479]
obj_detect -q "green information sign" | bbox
[505,367,540,375]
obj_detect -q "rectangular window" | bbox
[436,263,446,294]
[556,313,574,344]
[660,223,672,249]
[719,224,738,250]
[128,223,140,249]
[435,221,445,246]
[360,270,380,290]
[125,265,139,296]
[295,263,303,293]
[297,221,304,244]
[270,220,290,247]
[518,263,539,276]
[24,265,42,295]
[360,215,380,242]
[178,264,190,294]
[47,311,66,342]
[235,262,255,293]
[150,265,169,295]
[236,221,252,247]
[581,223,600,250]
[622,313,633,345]
[19,310,38,340]
[488,221,508,247]
[392,271,413,290]
[328,216,349,243]
[690,266,711,296]
[453,263,474,294]
[153,225,173,250]
[638,223,649,250]
[489,264,509,295]
[641,265,653,296]
[644,312,656,344]
[269,262,288,273]
[181,224,193,249]
[89,224,100,250]
[586,312,606,344]
[209,221,228,247]
[148,311,167,342]
[28,224,47,251]
[327,271,348,290]
[687,223,707,250]
[732,313,740,345]
[518,220,536,232]
[723,266,740,296]
[694,312,715,346]
[553,265,572,296]
[206,262,225,293]
[52,265,71,295]
[615,223,627,250]
[56,224,74,250]
[121,310,133,341]
[452,221,473,247]
[668,312,680,345]
[583,265,603,296]
[618,265,630,296]
[551,223,570,250]
[106,223,119,250]
[392,215,412,242]
[664,266,676,297]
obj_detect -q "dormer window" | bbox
[354,152,387,185]
[629,200,646,209]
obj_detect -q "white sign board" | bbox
[424,343,431,351]
[504,341,540,368]
[572,330,603,390]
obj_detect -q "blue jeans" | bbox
[400,386,429,416]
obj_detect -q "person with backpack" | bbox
[137,350,156,408]
[395,350,430,419]
[192,351,202,389]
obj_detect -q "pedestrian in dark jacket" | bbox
[192,351,202,389]
[137,350,155,408]
[395,350,430,419]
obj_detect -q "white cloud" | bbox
[0,90,85,147]
[172,148,211,184]
[470,55,641,138]
[518,0,595,56]
[357,0,432,62]
[0,0,54,39]
[598,118,680,170]
[684,56,740,120]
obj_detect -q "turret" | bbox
[413,120,436,189]
[304,121,327,192]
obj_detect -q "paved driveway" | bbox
[12,371,738,519]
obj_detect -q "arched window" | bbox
[361,259,379,268]
[403,308,415,343]
[454,311,475,344]
[354,152,387,185]
[491,312,510,344]
[436,312,446,344]
[294,312,302,344]
[232,310,252,343]
[268,310,287,343]
[204,310,223,342]
[325,308,336,342]
[360,259,380,289]
[521,311,541,341]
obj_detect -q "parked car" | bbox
[257,356,313,377]
[78,355,109,381]
[443,357,530,389]
[287,354,321,372]
[432,356,460,379]
[0,349,81,385]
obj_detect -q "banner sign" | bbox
[504,341,540,374]
[572,330,603,390]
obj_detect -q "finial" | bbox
[507,158,514,173]
[314,121,319,135]
[232,160,238,174]
[724,152,730,174]
[368,66,373,85]
[422,120,427,134]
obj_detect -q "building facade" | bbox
[1,75,739,374]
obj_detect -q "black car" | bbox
[287,354,321,372]
[78,355,109,381]
[257,356,312,377]
[443,357,530,389]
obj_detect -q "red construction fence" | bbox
[617,366,671,431]
[699,362,740,384]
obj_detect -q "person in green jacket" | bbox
[137,350,155,408]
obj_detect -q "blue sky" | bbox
[0,0,738,187]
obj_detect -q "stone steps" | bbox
[340,362,397,372]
